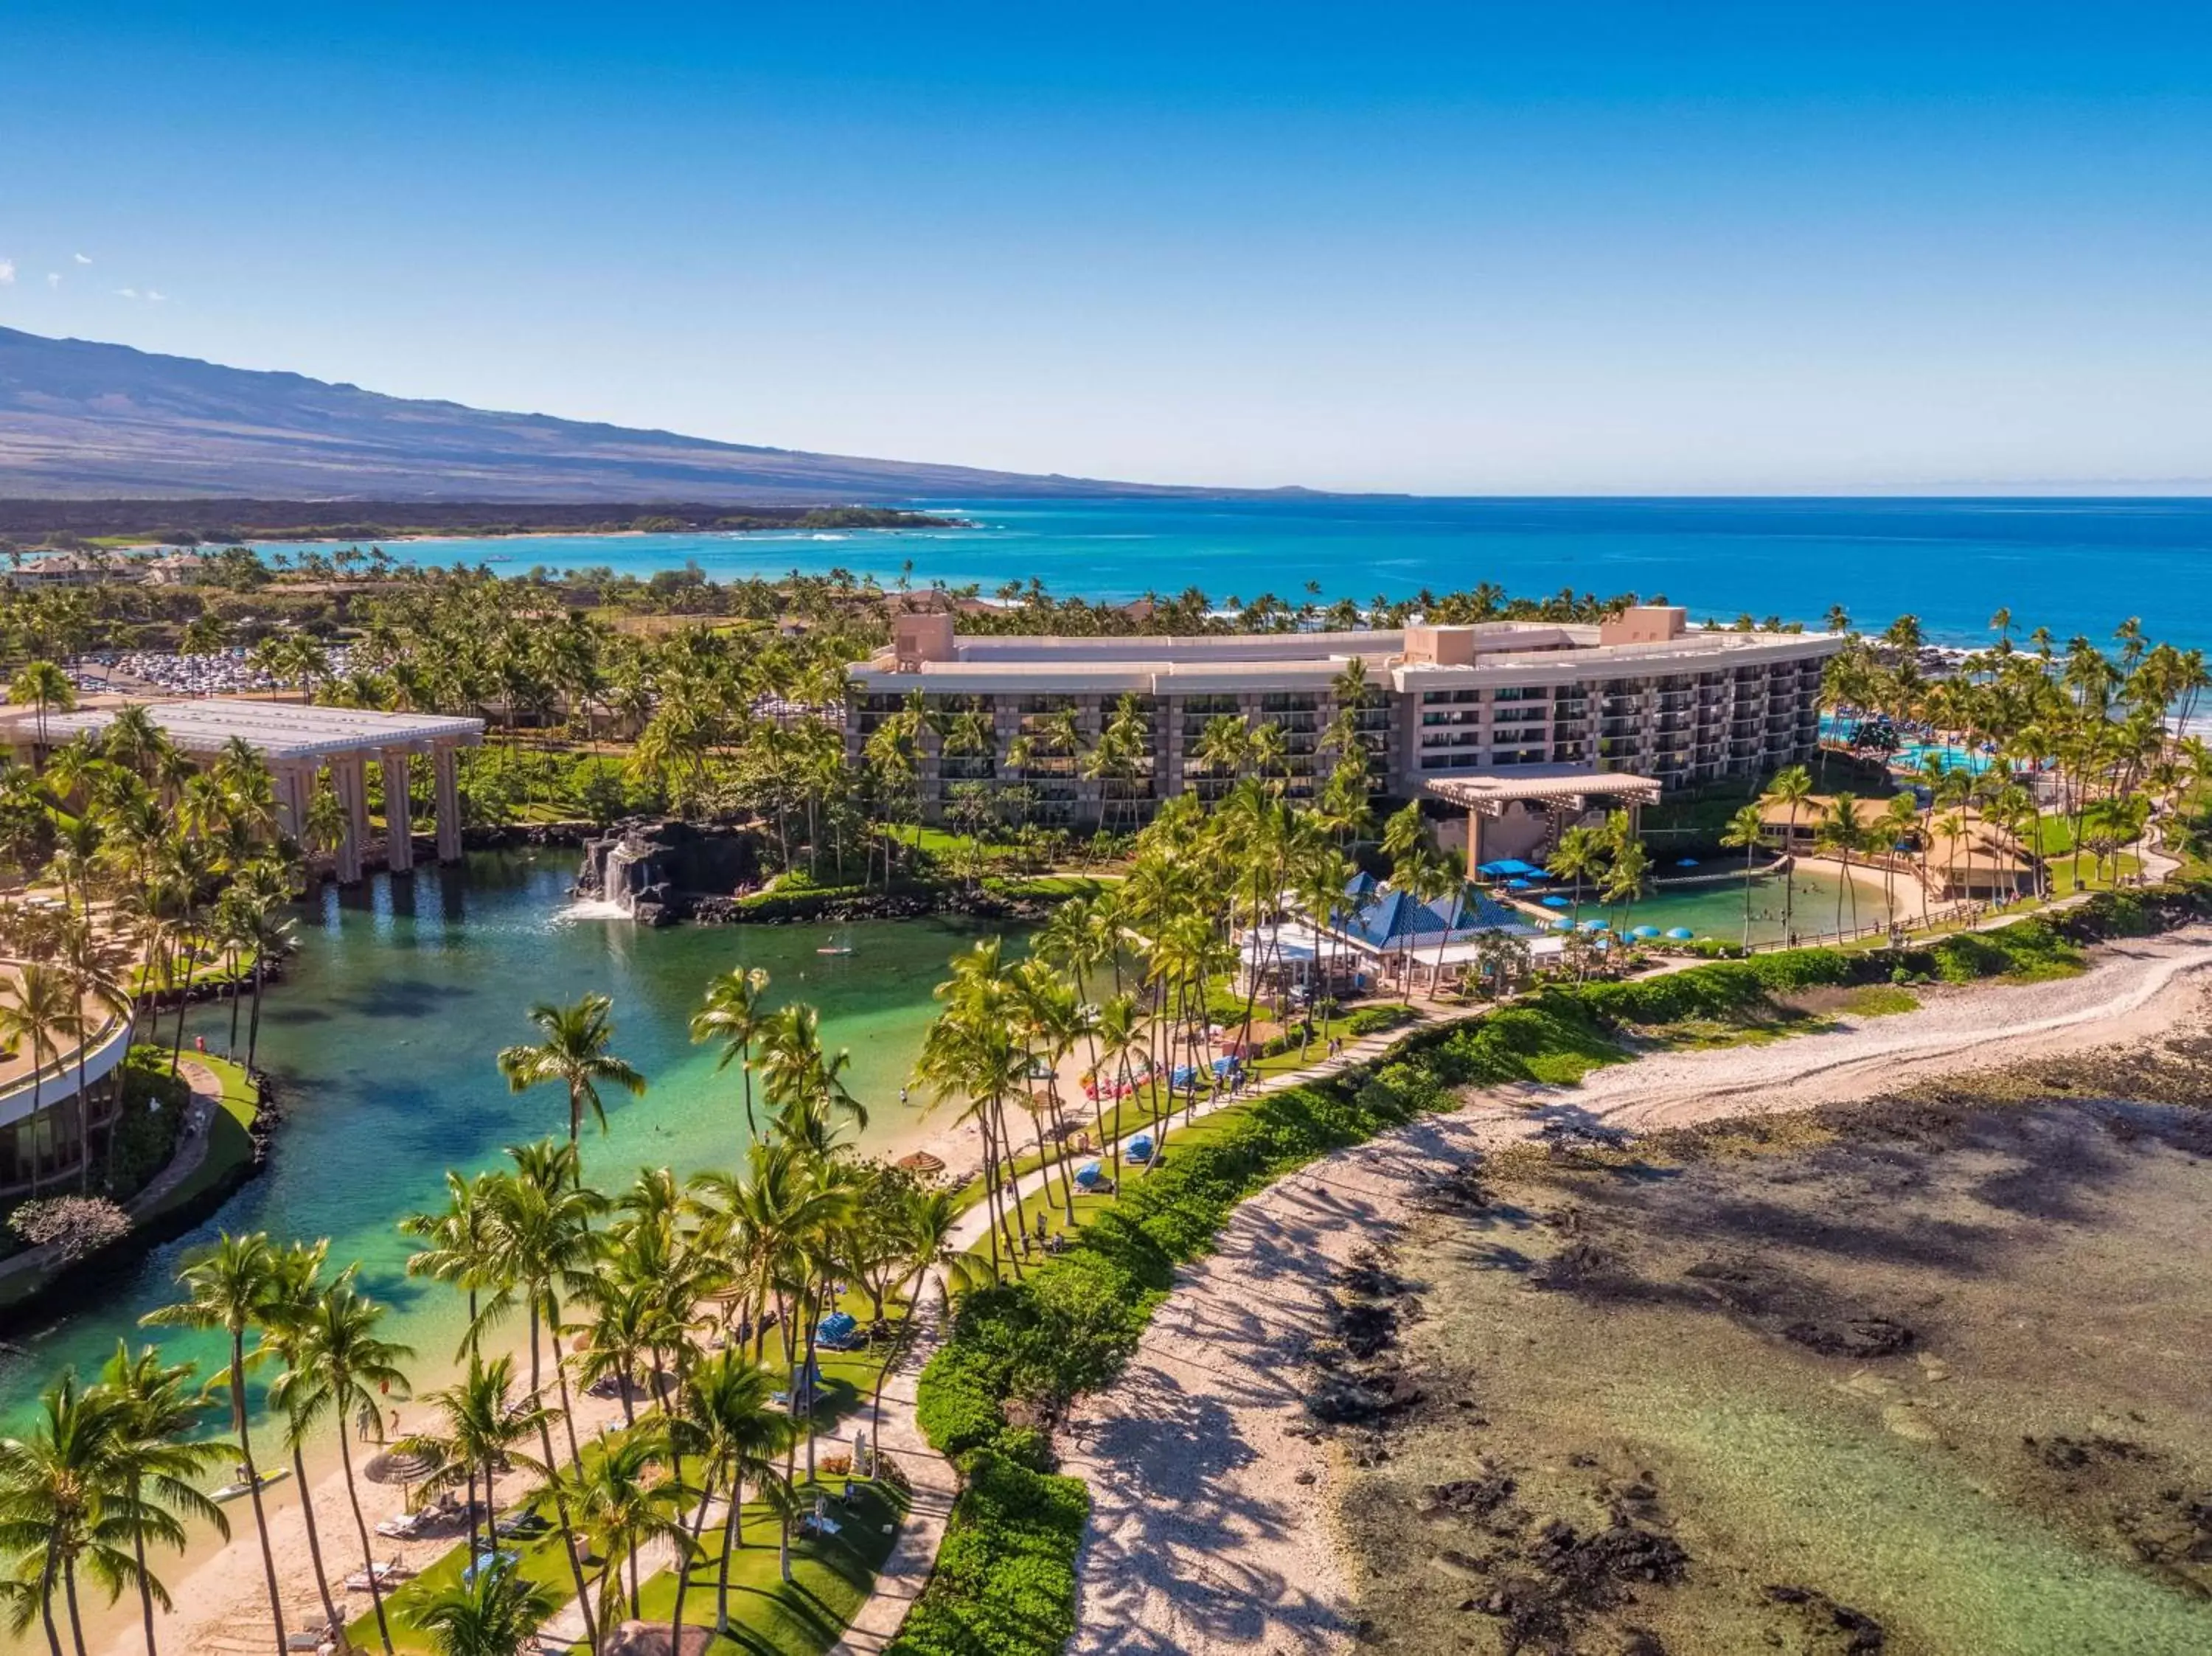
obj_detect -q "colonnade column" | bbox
[272,762,311,842]
[330,754,370,885]
[433,742,463,863]
[380,747,415,874]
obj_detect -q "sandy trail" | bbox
[1060,928,2212,1656]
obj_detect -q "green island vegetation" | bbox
[0,549,2207,1656]
[0,499,961,548]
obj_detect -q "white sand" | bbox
[1060,928,2212,1656]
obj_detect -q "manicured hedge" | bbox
[888,876,2212,1656]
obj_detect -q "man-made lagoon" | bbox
[0,852,990,1432]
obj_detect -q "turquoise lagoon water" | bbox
[254,496,2212,650]
[0,852,1001,1432]
[1559,866,1898,947]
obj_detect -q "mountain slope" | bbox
[0,327,1197,502]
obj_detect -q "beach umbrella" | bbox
[1582,919,1610,931]
[1665,927,1695,940]
[1675,857,1700,868]
[1127,1134,1155,1162]
[1506,877,1533,890]
[1541,895,1571,909]
[1551,916,1574,930]
[363,1447,441,1497]
[1074,1161,1105,1188]
[1630,925,1660,939]
[895,1150,945,1176]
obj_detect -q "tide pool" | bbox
[0,852,1000,1431]
[251,495,2212,650]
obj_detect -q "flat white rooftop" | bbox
[29,700,484,762]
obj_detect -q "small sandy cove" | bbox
[1057,927,2212,1656]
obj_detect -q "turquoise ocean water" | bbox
[256,496,2212,650]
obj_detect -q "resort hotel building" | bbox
[849,608,1843,859]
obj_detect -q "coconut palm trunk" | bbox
[528,1304,598,1652]
[228,1333,289,1656]
[285,1433,347,1648]
[335,1425,394,1656]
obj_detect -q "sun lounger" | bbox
[343,1560,409,1592]
[373,1513,424,1540]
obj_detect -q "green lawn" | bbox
[157,1052,260,1214]
[625,1481,905,1656]
[349,1299,902,1653]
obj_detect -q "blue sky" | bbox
[2,3,2208,493]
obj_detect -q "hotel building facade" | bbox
[846,607,1842,831]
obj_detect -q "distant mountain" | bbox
[0,327,1234,503]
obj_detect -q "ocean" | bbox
[252,495,2212,652]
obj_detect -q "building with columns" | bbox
[847,608,1843,847]
[19,700,485,881]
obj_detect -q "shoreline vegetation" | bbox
[891,883,2212,1656]
[0,500,964,547]
[0,551,2208,1656]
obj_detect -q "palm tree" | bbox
[257,1244,350,1649]
[413,1555,559,1656]
[0,964,88,1190]
[279,1276,416,1656]
[139,1233,289,1655]
[0,1372,148,1656]
[1816,793,1868,932]
[1759,765,1815,942]
[97,1343,231,1656]
[397,1355,550,1564]
[497,993,647,1154]
[54,917,128,1190]
[689,966,772,1147]
[562,1425,689,1649]
[1876,793,1922,929]
[754,1003,864,1154]
[1544,824,1607,932]
[400,1171,502,1357]
[8,662,76,767]
[479,1152,602,1646]
[1719,802,1767,950]
[669,1349,788,1635]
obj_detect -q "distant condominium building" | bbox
[846,607,1841,831]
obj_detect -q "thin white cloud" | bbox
[73,252,91,265]
[146,290,166,303]
[46,273,60,289]
[116,286,138,299]
[0,260,15,285]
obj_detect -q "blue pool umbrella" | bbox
[1541,895,1572,908]
[1551,916,1575,930]
[1665,927,1696,940]
[1582,919,1610,931]
[1630,925,1660,939]
[1676,857,1700,868]
[1507,877,1533,890]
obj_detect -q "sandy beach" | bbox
[1058,927,2212,1656]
